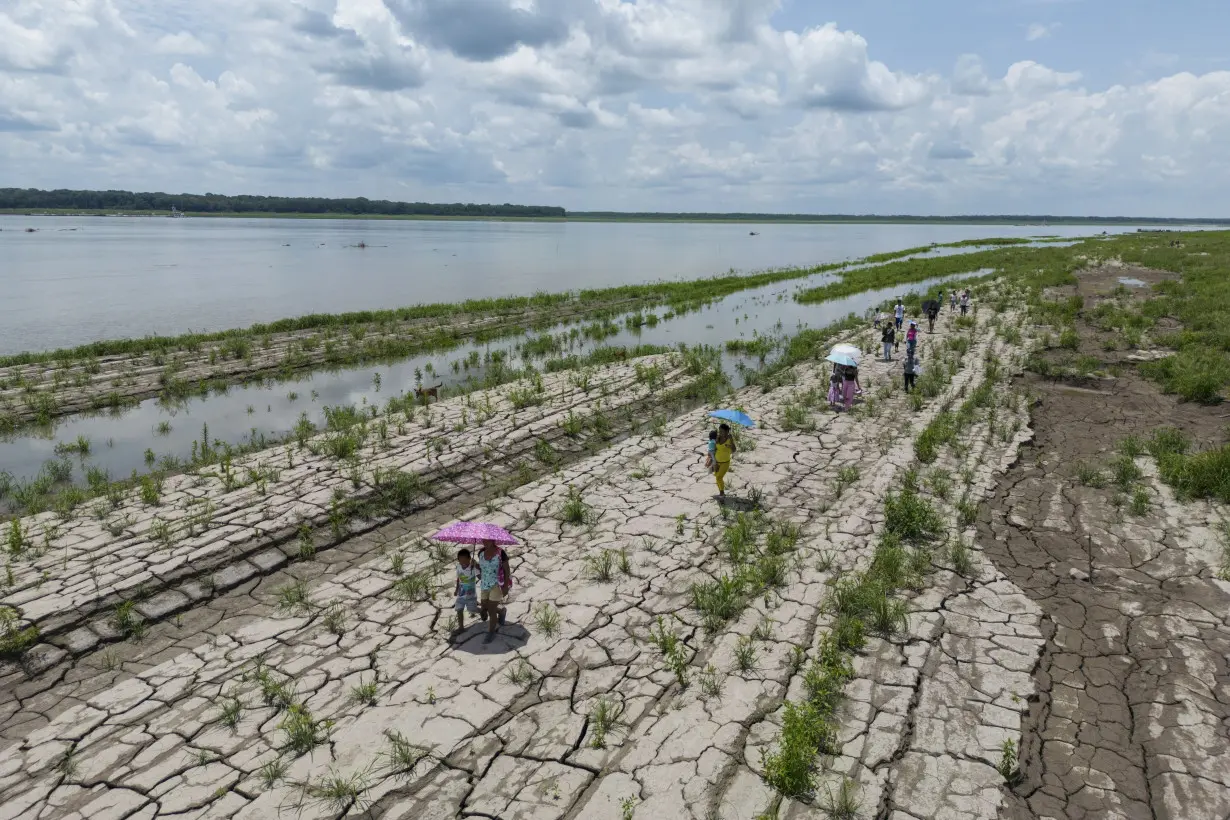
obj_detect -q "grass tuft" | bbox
[585,549,615,582]
[819,778,862,820]
[276,578,313,614]
[558,485,597,526]
[884,487,944,543]
[383,729,431,777]
[279,704,333,756]
[589,695,624,749]
[533,603,562,638]
[349,678,379,706]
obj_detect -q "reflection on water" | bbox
[0,266,986,486]
[0,215,1131,356]
[1118,277,1148,287]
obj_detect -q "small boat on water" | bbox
[749,231,759,236]
[170,206,185,218]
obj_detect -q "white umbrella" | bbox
[827,343,860,367]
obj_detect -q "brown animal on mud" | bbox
[414,384,441,403]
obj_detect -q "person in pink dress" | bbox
[843,366,858,411]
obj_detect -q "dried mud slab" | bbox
[1,355,702,660]
[984,364,1230,820]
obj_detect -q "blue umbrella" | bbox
[710,409,755,428]
[826,352,858,367]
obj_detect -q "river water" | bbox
[0,215,1163,490]
[0,215,1131,356]
[0,264,985,487]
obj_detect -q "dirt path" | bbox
[983,273,1230,820]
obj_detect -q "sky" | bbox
[1,0,1229,216]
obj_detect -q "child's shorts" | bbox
[454,593,479,614]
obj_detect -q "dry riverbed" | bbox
[0,282,1225,820]
[0,355,707,660]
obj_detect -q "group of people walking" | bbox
[871,288,972,395]
[698,287,972,499]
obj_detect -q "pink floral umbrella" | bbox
[431,521,519,545]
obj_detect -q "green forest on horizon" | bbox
[1,187,1227,225]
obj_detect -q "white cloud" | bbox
[781,24,930,111]
[1026,22,1057,41]
[153,32,209,55]
[952,54,992,96]
[0,0,1229,215]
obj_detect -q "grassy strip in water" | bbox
[0,344,727,521]
[858,236,1034,265]
[0,235,1070,369]
[0,263,855,368]
[795,243,1081,306]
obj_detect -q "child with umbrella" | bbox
[708,410,753,499]
[433,522,516,644]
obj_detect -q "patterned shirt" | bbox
[456,562,478,595]
[476,550,503,591]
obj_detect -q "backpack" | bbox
[496,548,514,589]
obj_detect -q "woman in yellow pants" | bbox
[714,423,736,498]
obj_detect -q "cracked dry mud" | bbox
[987,373,1230,820]
[1,355,696,659]
[0,291,1225,820]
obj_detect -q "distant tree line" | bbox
[4,188,1224,224]
[0,188,566,218]
[571,211,1230,225]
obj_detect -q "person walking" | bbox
[906,320,918,357]
[950,290,957,312]
[894,300,905,331]
[843,366,859,411]
[828,365,844,408]
[960,290,970,316]
[713,423,736,498]
[903,354,920,393]
[453,548,480,633]
[881,323,895,361]
[476,539,513,644]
